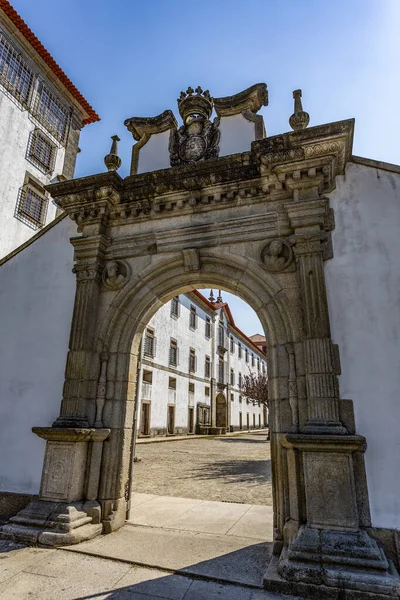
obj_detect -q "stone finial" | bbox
[289,89,310,131]
[209,289,215,303]
[216,289,223,303]
[104,135,122,172]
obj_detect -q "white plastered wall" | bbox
[325,160,400,530]
[0,216,76,494]
[0,90,66,259]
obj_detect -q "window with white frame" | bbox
[205,355,211,378]
[251,354,255,367]
[230,392,234,402]
[143,328,156,357]
[230,368,235,386]
[189,305,197,329]
[245,348,249,363]
[238,342,242,359]
[169,339,178,366]
[170,296,180,318]
[257,357,260,370]
[205,316,211,338]
[189,348,197,373]
[239,372,243,389]
[230,336,234,353]
[218,358,224,384]
[0,33,33,104]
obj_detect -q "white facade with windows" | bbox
[136,291,267,437]
[0,3,98,259]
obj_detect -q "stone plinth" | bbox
[0,427,110,546]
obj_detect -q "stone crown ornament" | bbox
[177,86,213,124]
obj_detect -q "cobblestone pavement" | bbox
[132,431,272,505]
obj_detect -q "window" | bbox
[169,339,178,366]
[257,357,260,371]
[205,316,211,338]
[239,372,243,389]
[245,348,249,363]
[142,370,153,384]
[27,129,56,173]
[170,296,180,318]
[0,33,33,104]
[189,305,197,329]
[218,358,224,384]
[188,382,195,393]
[16,178,48,227]
[252,354,255,367]
[238,343,242,359]
[230,368,235,386]
[144,328,156,357]
[168,377,176,389]
[230,336,234,353]
[205,355,211,378]
[218,324,225,347]
[33,83,70,143]
[189,348,197,373]
[239,395,243,403]
[205,386,210,396]
[230,392,234,402]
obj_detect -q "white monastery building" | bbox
[0,0,98,259]
[137,290,267,438]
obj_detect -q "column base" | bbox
[0,500,102,546]
[264,525,400,599]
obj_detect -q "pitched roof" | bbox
[0,0,99,125]
[249,333,266,343]
[192,290,267,358]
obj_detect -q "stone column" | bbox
[54,234,108,428]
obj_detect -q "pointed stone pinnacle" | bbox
[104,135,122,172]
[289,89,310,131]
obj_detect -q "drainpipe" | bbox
[126,340,142,521]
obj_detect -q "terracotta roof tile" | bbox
[0,0,99,125]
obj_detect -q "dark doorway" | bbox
[140,402,150,436]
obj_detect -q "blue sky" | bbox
[10,0,400,335]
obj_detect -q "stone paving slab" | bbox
[65,523,272,587]
[0,540,302,600]
[129,493,274,539]
[130,495,204,528]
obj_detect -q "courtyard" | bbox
[133,431,272,505]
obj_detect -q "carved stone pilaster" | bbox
[288,203,345,433]
[286,344,299,431]
[94,352,109,428]
[54,235,108,428]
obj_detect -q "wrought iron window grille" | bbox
[27,128,57,174]
[0,33,33,106]
[32,82,70,143]
[15,180,48,228]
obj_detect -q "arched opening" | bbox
[94,254,298,580]
[215,393,227,429]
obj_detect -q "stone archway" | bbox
[4,118,400,598]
